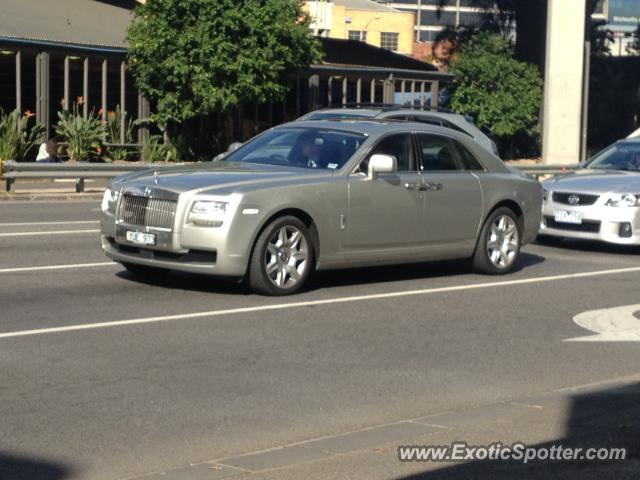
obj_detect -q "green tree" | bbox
[126,0,322,128]
[449,32,543,159]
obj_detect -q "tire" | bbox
[248,216,314,295]
[536,234,564,246]
[121,262,166,277]
[472,207,521,275]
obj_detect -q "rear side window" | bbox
[416,134,462,171]
[439,120,473,137]
[452,141,485,171]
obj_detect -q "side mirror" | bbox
[368,154,397,179]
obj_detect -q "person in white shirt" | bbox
[35,138,59,162]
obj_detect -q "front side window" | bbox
[358,133,414,173]
[416,133,463,171]
[225,128,367,170]
[380,32,399,51]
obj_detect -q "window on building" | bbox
[348,30,367,42]
[380,32,399,51]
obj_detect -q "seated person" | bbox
[36,137,59,163]
[288,132,322,168]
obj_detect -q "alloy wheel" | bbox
[264,225,309,289]
[486,214,519,269]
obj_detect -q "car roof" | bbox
[304,106,472,122]
[278,118,471,138]
[303,108,381,117]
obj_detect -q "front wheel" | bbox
[472,208,521,275]
[248,216,314,295]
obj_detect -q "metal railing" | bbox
[1,160,581,194]
[510,164,579,180]
[1,161,179,193]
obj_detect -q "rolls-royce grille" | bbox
[552,192,599,206]
[118,195,176,230]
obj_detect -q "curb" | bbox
[0,193,104,202]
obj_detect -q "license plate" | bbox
[554,210,583,224]
[126,231,156,245]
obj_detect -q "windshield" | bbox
[224,128,367,170]
[587,144,640,172]
[303,111,378,120]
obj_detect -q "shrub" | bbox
[0,109,44,162]
[140,134,177,163]
[55,101,104,162]
[105,106,135,161]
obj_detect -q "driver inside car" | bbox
[288,132,322,168]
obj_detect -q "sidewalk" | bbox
[128,374,640,480]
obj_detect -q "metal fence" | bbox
[1,160,175,193]
[1,161,579,193]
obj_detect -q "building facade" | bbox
[596,0,640,56]
[304,0,415,54]
[382,0,490,42]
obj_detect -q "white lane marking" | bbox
[1,266,640,339]
[0,220,99,226]
[0,262,115,274]
[565,304,640,342]
[0,229,99,237]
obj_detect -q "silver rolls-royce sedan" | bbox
[539,138,640,245]
[100,120,542,295]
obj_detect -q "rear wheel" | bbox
[249,216,314,295]
[473,207,521,275]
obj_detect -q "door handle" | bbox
[404,182,423,191]
[423,182,443,191]
[404,181,442,192]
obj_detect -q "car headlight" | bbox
[101,188,119,213]
[605,194,640,207]
[189,200,229,227]
[542,188,549,203]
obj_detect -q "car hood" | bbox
[542,169,640,194]
[111,162,332,194]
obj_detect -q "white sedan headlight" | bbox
[101,188,119,212]
[189,200,229,227]
[605,194,640,207]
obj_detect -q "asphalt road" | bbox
[1,200,639,480]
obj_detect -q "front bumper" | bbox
[540,202,640,245]
[100,191,257,278]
